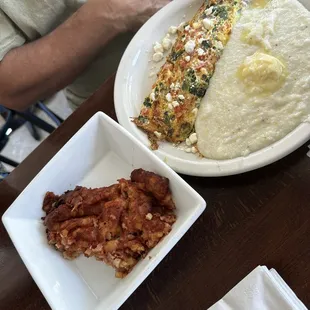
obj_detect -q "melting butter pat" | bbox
[238,51,286,94]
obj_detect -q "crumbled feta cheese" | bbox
[185,25,191,31]
[166,93,172,102]
[178,22,186,31]
[172,101,179,108]
[170,83,175,90]
[169,26,178,34]
[200,68,207,75]
[191,147,198,154]
[215,40,224,50]
[178,94,185,100]
[168,103,173,110]
[203,18,214,30]
[189,133,198,144]
[197,48,205,56]
[175,82,181,89]
[198,37,205,44]
[205,7,213,15]
[185,55,191,62]
[185,148,192,153]
[192,108,198,116]
[154,131,162,139]
[182,37,186,42]
[186,138,191,146]
[193,22,200,29]
[153,52,164,62]
[150,92,156,101]
[145,213,153,220]
[153,42,164,53]
[185,40,196,54]
[162,37,172,51]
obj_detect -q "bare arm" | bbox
[0,0,169,111]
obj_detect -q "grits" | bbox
[196,0,310,160]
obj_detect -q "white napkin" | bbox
[208,266,308,310]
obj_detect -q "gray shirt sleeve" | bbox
[0,9,25,61]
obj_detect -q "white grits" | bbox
[196,0,310,160]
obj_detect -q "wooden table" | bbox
[1,75,310,310]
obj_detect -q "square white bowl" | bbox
[2,112,206,310]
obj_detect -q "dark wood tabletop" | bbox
[0,75,310,310]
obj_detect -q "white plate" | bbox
[114,0,310,177]
[2,112,206,310]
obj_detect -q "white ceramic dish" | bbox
[114,0,310,177]
[2,112,206,310]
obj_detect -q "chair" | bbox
[0,102,63,171]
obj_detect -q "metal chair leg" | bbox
[0,155,19,167]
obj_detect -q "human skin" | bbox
[0,0,169,111]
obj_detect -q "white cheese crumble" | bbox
[153,52,164,62]
[185,40,196,54]
[185,55,191,62]
[189,133,198,144]
[198,37,205,44]
[215,40,224,50]
[162,37,172,50]
[197,48,205,56]
[193,22,200,29]
[178,94,185,100]
[168,103,173,110]
[186,138,191,146]
[185,148,192,153]
[150,92,156,101]
[205,7,213,15]
[166,93,172,102]
[172,101,179,108]
[203,18,214,30]
[154,131,162,138]
[169,26,178,34]
[185,25,191,31]
[146,213,153,220]
[153,42,164,53]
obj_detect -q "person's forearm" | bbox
[0,4,118,111]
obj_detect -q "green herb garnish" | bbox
[143,97,152,107]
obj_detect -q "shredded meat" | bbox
[43,169,176,278]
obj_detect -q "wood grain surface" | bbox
[0,75,309,310]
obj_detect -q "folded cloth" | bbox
[209,266,308,310]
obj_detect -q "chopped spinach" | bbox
[138,115,148,124]
[186,68,197,83]
[167,128,174,138]
[143,97,152,107]
[182,80,189,91]
[180,122,192,137]
[189,81,208,98]
[201,40,211,50]
[202,74,210,82]
[171,49,184,62]
[163,111,171,125]
[213,5,228,20]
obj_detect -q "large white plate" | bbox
[115,0,310,177]
[2,112,205,310]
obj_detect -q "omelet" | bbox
[134,0,245,149]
